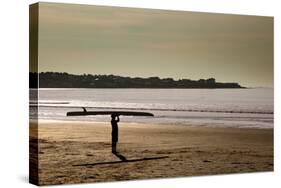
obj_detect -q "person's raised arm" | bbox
[116,116,120,122]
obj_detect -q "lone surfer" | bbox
[67,108,153,154]
[111,114,119,153]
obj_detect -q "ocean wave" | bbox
[30,102,70,105]
[29,104,273,115]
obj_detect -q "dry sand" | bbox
[29,121,273,185]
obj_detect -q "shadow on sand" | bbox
[73,153,168,167]
[113,152,128,161]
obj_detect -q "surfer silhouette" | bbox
[67,108,153,155]
[111,114,119,153]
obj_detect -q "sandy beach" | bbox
[30,121,273,185]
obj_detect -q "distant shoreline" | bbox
[35,87,247,89]
[34,87,247,89]
[30,72,245,89]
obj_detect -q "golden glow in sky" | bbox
[35,2,273,87]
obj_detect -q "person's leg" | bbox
[112,142,117,153]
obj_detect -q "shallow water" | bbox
[30,88,273,129]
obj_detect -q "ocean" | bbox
[30,88,273,129]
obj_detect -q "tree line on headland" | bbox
[30,72,244,88]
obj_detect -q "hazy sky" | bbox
[36,2,273,87]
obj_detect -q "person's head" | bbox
[111,114,116,120]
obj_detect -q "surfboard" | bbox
[66,109,154,117]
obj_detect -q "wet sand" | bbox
[29,121,273,185]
